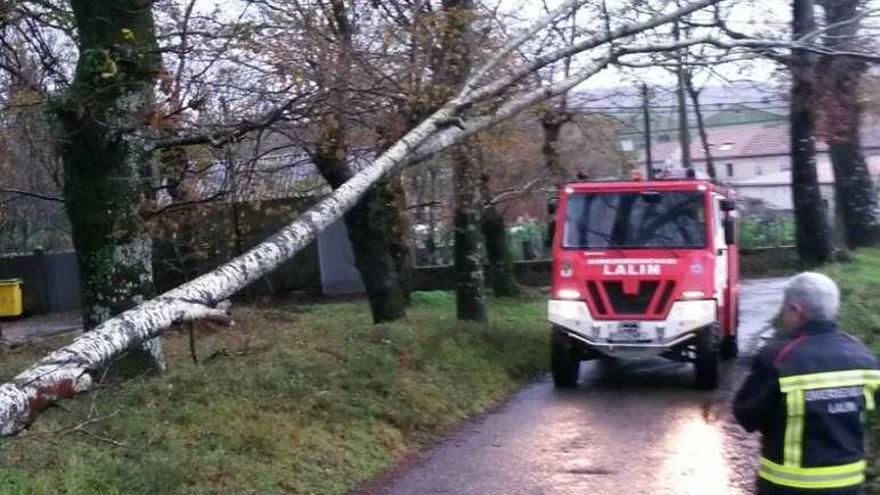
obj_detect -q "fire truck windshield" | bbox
[562,191,707,249]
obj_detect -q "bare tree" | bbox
[52,0,171,372]
[295,0,411,323]
[815,0,878,248]
[438,0,487,322]
[790,0,836,265]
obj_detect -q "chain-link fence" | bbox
[736,198,796,249]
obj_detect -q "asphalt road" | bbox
[360,278,788,495]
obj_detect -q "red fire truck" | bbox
[548,177,739,389]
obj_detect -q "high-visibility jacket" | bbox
[734,320,880,495]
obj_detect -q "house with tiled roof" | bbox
[635,120,880,210]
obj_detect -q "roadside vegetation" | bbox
[823,248,880,351]
[821,248,880,492]
[0,292,547,495]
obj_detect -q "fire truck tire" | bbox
[721,334,739,359]
[721,302,740,359]
[551,327,580,388]
[694,324,720,390]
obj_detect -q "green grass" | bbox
[821,248,880,352]
[0,292,548,495]
[820,248,880,492]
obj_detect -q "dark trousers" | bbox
[757,479,863,495]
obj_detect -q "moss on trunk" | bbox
[53,0,165,373]
[483,205,520,298]
[453,142,488,322]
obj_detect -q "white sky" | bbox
[496,0,790,91]
[205,0,877,97]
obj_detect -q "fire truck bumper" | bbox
[548,299,718,359]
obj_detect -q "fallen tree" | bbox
[0,0,868,436]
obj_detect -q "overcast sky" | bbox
[494,0,789,92]
[207,0,878,98]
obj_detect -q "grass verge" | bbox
[821,248,880,492]
[0,291,547,495]
[821,248,880,351]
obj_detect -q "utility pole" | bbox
[641,83,653,179]
[673,19,692,171]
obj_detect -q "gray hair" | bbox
[783,272,841,321]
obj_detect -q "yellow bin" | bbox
[0,279,23,317]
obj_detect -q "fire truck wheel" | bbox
[694,324,720,390]
[551,327,580,388]
[721,334,739,359]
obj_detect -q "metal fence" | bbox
[738,217,796,250]
[0,249,81,315]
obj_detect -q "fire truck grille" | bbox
[586,281,607,315]
[654,281,677,315]
[602,281,661,315]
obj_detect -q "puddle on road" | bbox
[655,413,748,495]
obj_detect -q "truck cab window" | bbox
[563,192,707,249]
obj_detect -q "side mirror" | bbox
[720,198,736,212]
[724,216,736,246]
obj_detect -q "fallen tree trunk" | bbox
[0,104,455,436]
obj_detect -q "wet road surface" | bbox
[360,278,788,495]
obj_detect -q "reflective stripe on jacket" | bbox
[733,321,880,495]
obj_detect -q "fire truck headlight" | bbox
[557,289,581,300]
[681,290,706,300]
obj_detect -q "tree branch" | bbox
[146,93,307,152]
[0,188,64,203]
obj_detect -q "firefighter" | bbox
[734,272,880,495]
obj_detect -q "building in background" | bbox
[634,120,880,210]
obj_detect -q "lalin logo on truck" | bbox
[586,258,676,276]
[601,264,661,276]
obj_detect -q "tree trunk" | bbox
[541,111,567,182]
[312,130,408,324]
[54,0,165,374]
[674,20,692,170]
[428,168,439,265]
[816,0,877,248]
[685,77,716,180]
[790,0,835,266]
[482,204,520,297]
[344,185,408,323]
[386,177,414,305]
[453,141,488,321]
[641,83,655,179]
[311,0,408,322]
[480,161,520,297]
[437,0,486,321]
